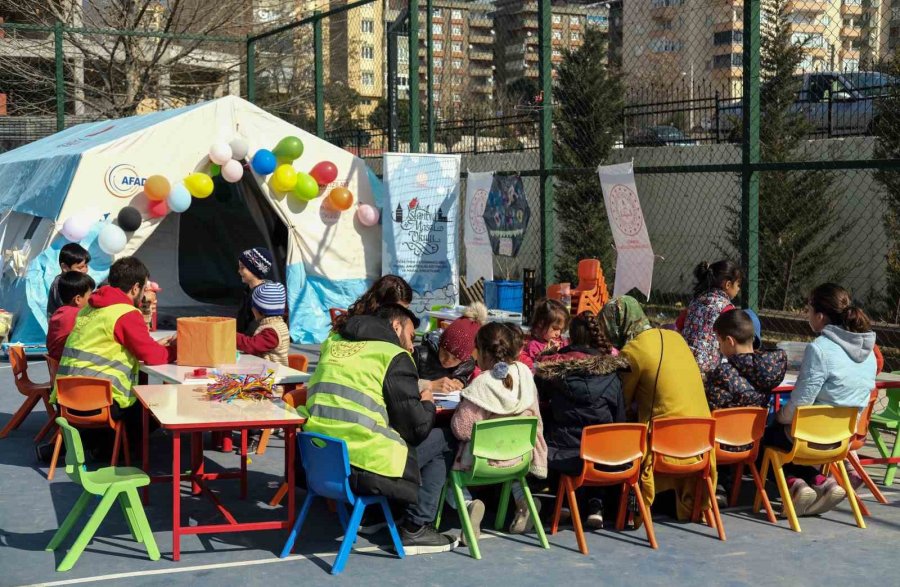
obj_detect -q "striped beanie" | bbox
[251,282,286,316]
[239,247,273,279]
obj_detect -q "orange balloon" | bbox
[327,187,354,212]
[144,175,171,201]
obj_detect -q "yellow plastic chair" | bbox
[755,406,864,533]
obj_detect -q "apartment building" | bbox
[327,0,385,117]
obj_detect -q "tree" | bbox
[727,0,850,310]
[552,27,623,283]
[2,1,254,118]
[367,97,415,143]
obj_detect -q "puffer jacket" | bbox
[704,350,788,411]
[534,347,630,475]
[413,330,476,385]
[681,289,735,373]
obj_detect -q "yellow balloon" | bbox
[185,172,214,199]
[272,164,297,192]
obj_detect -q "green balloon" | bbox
[210,163,221,177]
[273,136,304,161]
[292,172,320,202]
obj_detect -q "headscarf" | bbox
[600,295,652,349]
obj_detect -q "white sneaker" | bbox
[788,479,817,517]
[805,478,847,516]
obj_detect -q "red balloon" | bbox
[148,198,169,218]
[309,161,338,186]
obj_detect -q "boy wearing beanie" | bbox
[236,247,274,336]
[236,281,290,367]
[414,302,487,393]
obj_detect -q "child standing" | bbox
[414,302,485,393]
[705,310,787,411]
[451,323,547,539]
[236,282,290,367]
[523,298,570,366]
[46,271,96,362]
[236,247,274,336]
[681,260,742,374]
[47,243,91,317]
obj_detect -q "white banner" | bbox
[464,171,494,284]
[598,161,654,300]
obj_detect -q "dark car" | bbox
[626,125,695,147]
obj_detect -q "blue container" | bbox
[484,280,524,313]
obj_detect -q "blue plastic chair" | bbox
[279,432,405,574]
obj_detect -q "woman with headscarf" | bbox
[600,296,715,523]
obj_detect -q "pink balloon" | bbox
[356,204,380,227]
[148,198,169,218]
[222,159,244,183]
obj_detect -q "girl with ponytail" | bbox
[768,283,877,518]
[680,259,743,373]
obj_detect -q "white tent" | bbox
[0,96,382,344]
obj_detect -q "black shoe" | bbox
[399,524,458,555]
[585,498,604,529]
[35,441,58,464]
[356,510,388,535]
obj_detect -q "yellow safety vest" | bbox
[53,303,141,408]
[303,335,409,477]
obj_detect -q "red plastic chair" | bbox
[48,376,130,480]
[329,308,348,328]
[0,346,54,440]
[550,423,657,554]
[712,407,776,522]
[650,417,725,541]
[843,388,888,515]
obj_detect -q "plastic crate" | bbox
[484,280,524,313]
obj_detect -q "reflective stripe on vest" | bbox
[54,303,141,408]
[303,335,409,477]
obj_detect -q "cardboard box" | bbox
[176,317,236,367]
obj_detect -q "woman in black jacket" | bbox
[534,311,630,527]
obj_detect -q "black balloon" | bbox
[117,206,142,232]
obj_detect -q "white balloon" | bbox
[222,159,244,183]
[61,214,94,242]
[229,137,249,160]
[98,224,127,255]
[209,142,233,165]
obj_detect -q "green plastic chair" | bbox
[869,375,900,486]
[435,416,549,559]
[46,418,160,572]
[427,304,452,333]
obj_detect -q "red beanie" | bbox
[439,317,481,362]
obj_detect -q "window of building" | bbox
[552,48,562,57]
[398,44,409,64]
[571,32,581,41]
[552,15,562,24]
[361,71,375,86]
[361,44,374,60]
[713,53,742,68]
[433,24,443,35]
[452,93,461,102]
[452,59,462,69]
[713,30,742,45]
[452,25,462,36]
[431,8,441,17]
[650,38,682,53]
[843,59,859,71]
[435,58,443,68]
[361,19,374,33]
[397,75,409,88]
[452,41,462,53]
[570,16,580,26]
[651,0,684,7]
[434,41,443,51]
[552,30,562,40]
[451,76,461,85]
[451,9,462,20]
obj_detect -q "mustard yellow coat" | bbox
[621,328,716,521]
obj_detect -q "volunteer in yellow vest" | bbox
[305,303,459,556]
[55,256,176,445]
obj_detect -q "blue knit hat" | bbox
[239,247,273,280]
[252,282,286,316]
[743,309,762,349]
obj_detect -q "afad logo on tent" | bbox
[105,164,146,198]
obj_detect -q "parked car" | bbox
[715,71,900,138]
[625,125,695,147]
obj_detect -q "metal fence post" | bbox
[472,115,478,154]
[538,0,555,285]
[426,0,434,153]
[408,0,420,152]
[314,13,325,138]
[246,37,256,103]
[54,21,64,132]
[741,0,760,311]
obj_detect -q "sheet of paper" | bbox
[432,391,461,403]
[779,373,798,387]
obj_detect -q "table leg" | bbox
[286,426,296,526]
[142,404,150,504]
[191,432,203,495]
[240,429,248,500]
[172,431,181,562]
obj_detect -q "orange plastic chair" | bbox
[268,386,309,507]
[712,407,776,522]
[650,417,726,541]
[843,389,888,514]
[48,377,130,481]
[1,346,54,440]
[550,423,657,554]
[257,355,310,456]
[34,355,62,443]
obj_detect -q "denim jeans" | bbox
[406,426,457,527]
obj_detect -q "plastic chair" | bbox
[45,418,159,572]
[550,423,657,554]
[843,389,888,513]
[279,432,405,575]
[712,407,777,522]
[868,373,900,486]
[755,406,864,533]
[34,354,62,443]
[650,417,726,541]
[48,377,130,481]
[435,417,549,559]
[329,308,347,328]
[268,386,310,507]
[428,304,451,332]
[0,345,54,440]
[256,354,310,456]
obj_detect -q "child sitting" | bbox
[705,309,787,411]
[681,260,742,374]
[46,271,96,362]
[236,247,274,336]
[536,311,629,528]
[47,243,91,317]
[236,282,290,367]
[414,302,485,393]
[451,323,547,539]
[523,298,570,366]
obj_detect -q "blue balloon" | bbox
[168,183,192,213]
[251,149,277,175]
